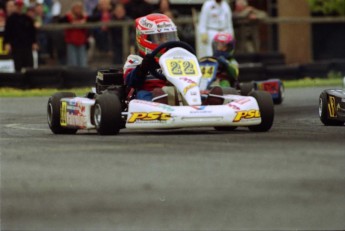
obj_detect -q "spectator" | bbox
[49,0,66,65]
[125,0,154,19]
[4,0,38,71]
[90,0,113,55]
[34,2,52,65]
[50,0,61,21]
[233,0,267,52]
[84,0,98,16]
[0,8,14,72]
[61,1,88,67]
[0,9,9,56]
[0,8,5,29]
[198,0,234,57]
[234,0,268,20]
[5,0,16,16]
[0,0,5,10]
[155,0,177,17]
[110,3,129,65]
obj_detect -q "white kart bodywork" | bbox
[59,47,263,131]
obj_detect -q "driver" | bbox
[123,13,179,104]
[212,32,239,88]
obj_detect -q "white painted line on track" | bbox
[5,124,47,131]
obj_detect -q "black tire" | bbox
[273,83,284,105]
[239,82,254,96]
[47,92,78,134]
[222,87,239,95]
[94,93,122,135]
[319,92,344,126]
[248,91,274,132]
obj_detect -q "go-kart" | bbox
[319,77,345,126]
[199,56,284,104]
[47,41,274,135]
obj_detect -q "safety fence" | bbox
[37,16,345,62]
[1,57,344,89]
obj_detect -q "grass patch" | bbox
[0,76,343,97]
[283,77,343,88]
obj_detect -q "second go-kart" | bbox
[199,56,284,104]
[47,41,274,135]
[319,77,345,126]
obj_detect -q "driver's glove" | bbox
[137,55,151,78]
[217,56,229,70]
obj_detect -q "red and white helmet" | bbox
[212,32,235,57]
[135,13,179,56]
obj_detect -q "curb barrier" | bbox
[265,65,301,80]
[25,67,64,88]
[258,52,286,66]
[0,72,26,89]
[300,61,332,78]
[235,52,286,66]
[61,67,97,88]
[238,63,266,82]
[332,59,345,75]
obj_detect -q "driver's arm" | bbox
[123,55,150,88]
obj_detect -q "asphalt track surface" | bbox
[1,87,344,231]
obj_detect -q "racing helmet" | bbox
[212,32,235,58]
[135,13,179,56]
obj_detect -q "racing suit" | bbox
[213,53,239,88]
[198,0,235,57]
[123,54,166,101]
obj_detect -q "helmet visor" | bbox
[147,31,179,45]
[212,41,233,53]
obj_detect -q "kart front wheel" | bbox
[319,92,343,126]
[94,93,122,135]
[47,92,78,134]
[248,91,274,132]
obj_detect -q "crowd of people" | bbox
[0,0,180,71]
[0,0,268,72]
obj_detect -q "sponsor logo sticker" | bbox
[60,101,67,126]
[128,112,171,123]
[233,110,260,122]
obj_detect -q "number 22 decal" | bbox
[167,60,198,77]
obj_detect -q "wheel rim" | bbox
[319,98,323,117]
[94,104,102,128]
[47,103,53,127]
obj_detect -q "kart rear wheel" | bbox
[94,93,122,135]
[273,83,284,105]
[47,92,78,134]
[240,82,254,96]
[222,87,239,95]
[319,92,344,126]
[248,91,274,132]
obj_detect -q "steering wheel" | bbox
[145,41,195,80]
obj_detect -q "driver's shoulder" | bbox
[124,54,143,70]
